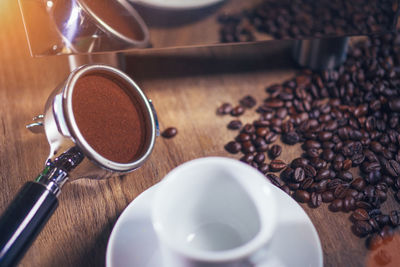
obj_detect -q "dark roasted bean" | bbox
[269,159,286,172]
[269,145,282,159]
[353,221,373,237]
[231,105,245,116]
[329,199,343,212]
[295,190,310,203]
[227,120,243,130]
[310,192,322,208]
[161,127,178,138]
[266,173,284,187]
[225,141,241,154]
[240,95,256,108]
[282,131,300,145]
[322,191,335,202]
[265,132,278,144]
[217,103,232,115]
[352,208,370,221]
[254,153,265,164]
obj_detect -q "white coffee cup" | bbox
[151,157,284,267]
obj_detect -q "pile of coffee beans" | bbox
[218,0,397,42]
[218,32,400,257]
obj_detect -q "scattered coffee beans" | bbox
[219,32,400,255]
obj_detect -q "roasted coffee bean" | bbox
[334,184,349,199]
[342,159,352,171]
[343,196,356,212]
[264,98,284,108]
[310,158,327,169]
[310,192,322,208]
[338,171,353,182]
[322,149,334,162]
[304,140,321,149]
[270,159,286,172]
[369,209,382,218]
[161,127,178,138]
[356,201,373,210]
[370,141,383,153]
[300,178,314,190]
[295,190,310,203]
[389,210,400,226]
[282,131,300,145]
[227,120,243,130]
[217,103,232,115]
[230,105,245,116]
[291,157,309,168]
[353,221,373,237]
[388,98,400,112]
[369,218,380,232]
[293,167,305,183]
[280,185,291,195]
[329,199,343,212]
[327,179,342,190]
[322,191,335,203]
[288,182,301,190]
[254,153,265,164]
[352,208,370,221]
[241,124,255,134]
[241,141,255,154]
[315,180,329,193]
[269,145,282,159]
[315,169,330,181]
[318,131,333,141]
[361,161,381,173]
[376,215,390,227]
[237,133,250,142]
[225,141,241,154]
[351,178,366,191]
[383,159,400,177]
[265,132,278,144]
[240,154,254,164]
[256,127,268,137]
[239,95,256,108]
[306,148,320,158]
[332,161,343,171]
[351,153,365,166]
[266,173,284,187]
[280,167,294,181]
[367,234,384,250]
[258,163,269,174]
[253,119,270,128]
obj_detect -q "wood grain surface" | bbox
[0,1,399,267]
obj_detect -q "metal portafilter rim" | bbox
[63,64,157,172]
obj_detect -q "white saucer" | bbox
[128,0,225,10]
[106,183,323,267]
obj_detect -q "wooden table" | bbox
[1,1,400,267]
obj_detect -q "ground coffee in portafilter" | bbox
[72,73,148,163]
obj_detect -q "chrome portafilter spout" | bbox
[0,64,158,267]
[36,146,84,197]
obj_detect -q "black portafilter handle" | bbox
[0,147,84,267]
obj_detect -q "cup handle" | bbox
[249,245,286,267]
